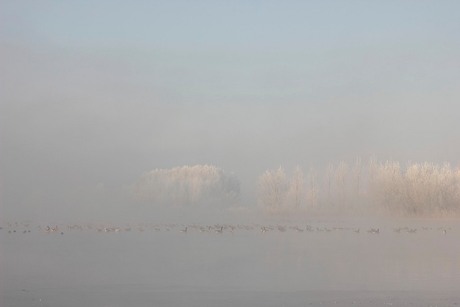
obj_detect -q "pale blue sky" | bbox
[1,1,460,217]
[2,1,459,48]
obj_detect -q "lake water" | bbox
[1,217,460,306]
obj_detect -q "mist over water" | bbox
[2,216,460,307]
[4,161,460,305]
[2,1,460,306]
[3,160,460,305]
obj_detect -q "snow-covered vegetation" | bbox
[132,165,240,207]
[258,160,460,216]
[131,161,460,216]
[257,166,319,212]
[369,161,460,216]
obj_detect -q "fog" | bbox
[2,2,460,220]
[2,218,460,306]
[1,1,460,305]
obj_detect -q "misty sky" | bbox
[1,1,460,218]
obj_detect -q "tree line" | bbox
[131,161,460,216]
[257,160,460,216]
[132,165,240,207]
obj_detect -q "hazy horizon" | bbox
[1,1,460,220]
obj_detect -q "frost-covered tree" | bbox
[334,161,349,207]
[368,160,460,216]
[257,167,288,210]
[258,167,319,212]
[132,165,240,206]
[324,163,335,204]
[258,159,460,216]
[368,160,404,213]
[286,166,305,209]
[351,158,362,202]
[305,168,319,208]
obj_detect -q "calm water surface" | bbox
[1,218,460,306]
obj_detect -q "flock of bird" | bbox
[0,221,452,236]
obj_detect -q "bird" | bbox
[277,225,286,232]
[368,228,379,234]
